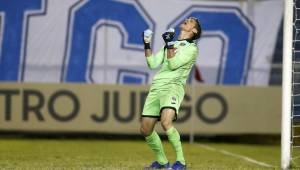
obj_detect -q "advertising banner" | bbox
[0,0,283,85]
[0,83,281,134]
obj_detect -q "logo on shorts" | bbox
[171,96,176,104]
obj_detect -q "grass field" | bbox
[0,138,299,170]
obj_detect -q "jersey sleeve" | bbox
[146,47,165,69]
[167,44,198,70]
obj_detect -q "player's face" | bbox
[180,17,197,33]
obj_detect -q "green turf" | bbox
[0,139,293,170]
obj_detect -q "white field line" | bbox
[198,144,276,168]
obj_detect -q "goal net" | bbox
[291,0,300,167]
[282,0,300,169]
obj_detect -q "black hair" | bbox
[190,17,202,40]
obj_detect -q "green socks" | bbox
[166,127,186,165]
[145,131,168,164]
[145,128,185,165]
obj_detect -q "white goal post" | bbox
[281,0,294,169]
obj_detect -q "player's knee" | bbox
[161,120,172,131]
[140,126,152,137]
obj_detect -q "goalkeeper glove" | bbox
[162,28,175,49]
[143,29,153,49]
[166,41,176,49]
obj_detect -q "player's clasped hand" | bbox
[143,29,153,44]
[162,28,175,43]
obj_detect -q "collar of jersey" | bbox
[174,39,191,46]
[177,38,194,43]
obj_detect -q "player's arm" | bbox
[146,48,165,69]
[143,29,164,69]
[165,41,176,59]
[161,29,197,70]
[167,44,197,70]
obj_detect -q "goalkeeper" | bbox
[141,17,202,170]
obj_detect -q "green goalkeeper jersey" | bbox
[146,40,198,90]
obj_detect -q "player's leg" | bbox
[160,89,186,169]
[140,117,157,137]
[161,109,186,167]
[140,117,169,168]
[141,91,169,168]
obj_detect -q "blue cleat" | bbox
[169,161,186,170]
[144,161,170,169]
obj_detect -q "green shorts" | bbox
[142,85,184,120]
